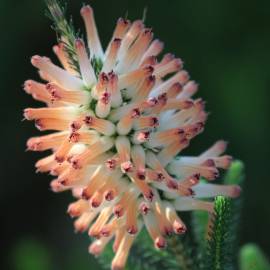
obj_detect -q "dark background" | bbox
[1,0,270,269]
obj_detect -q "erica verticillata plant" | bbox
[23,1,241,269]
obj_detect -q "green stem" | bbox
[203,196,232,270]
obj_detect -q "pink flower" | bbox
[24,4,240,270]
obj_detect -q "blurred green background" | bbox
[1,0,270,269]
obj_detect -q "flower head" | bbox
[24,3,240,270]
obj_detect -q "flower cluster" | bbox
[24,4,240,270]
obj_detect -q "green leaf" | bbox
[127,228,198,270]
[91,57,103,77]
[191,178,210,266]
[203,196,233,270]
[46,0,81,74]
[224,160,245,268]
[223,160,245,185]
[240,244,270,270]
[192,208,210,249]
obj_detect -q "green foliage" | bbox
[91,56,103,77]
[46,0,104,83]
[191,179,210,251]
[223,160,245,186]
[96,229,180,270]
[224,160,245,268]
[192,161,245,270]
[203,196,233,270]
[129,229,180,270]
[96,243,115,270]
[191,210,209,250]
[167,235,198,270]
[240,244,270,270]
[46,0,81,73]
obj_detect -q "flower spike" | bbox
[24,2,240,270]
